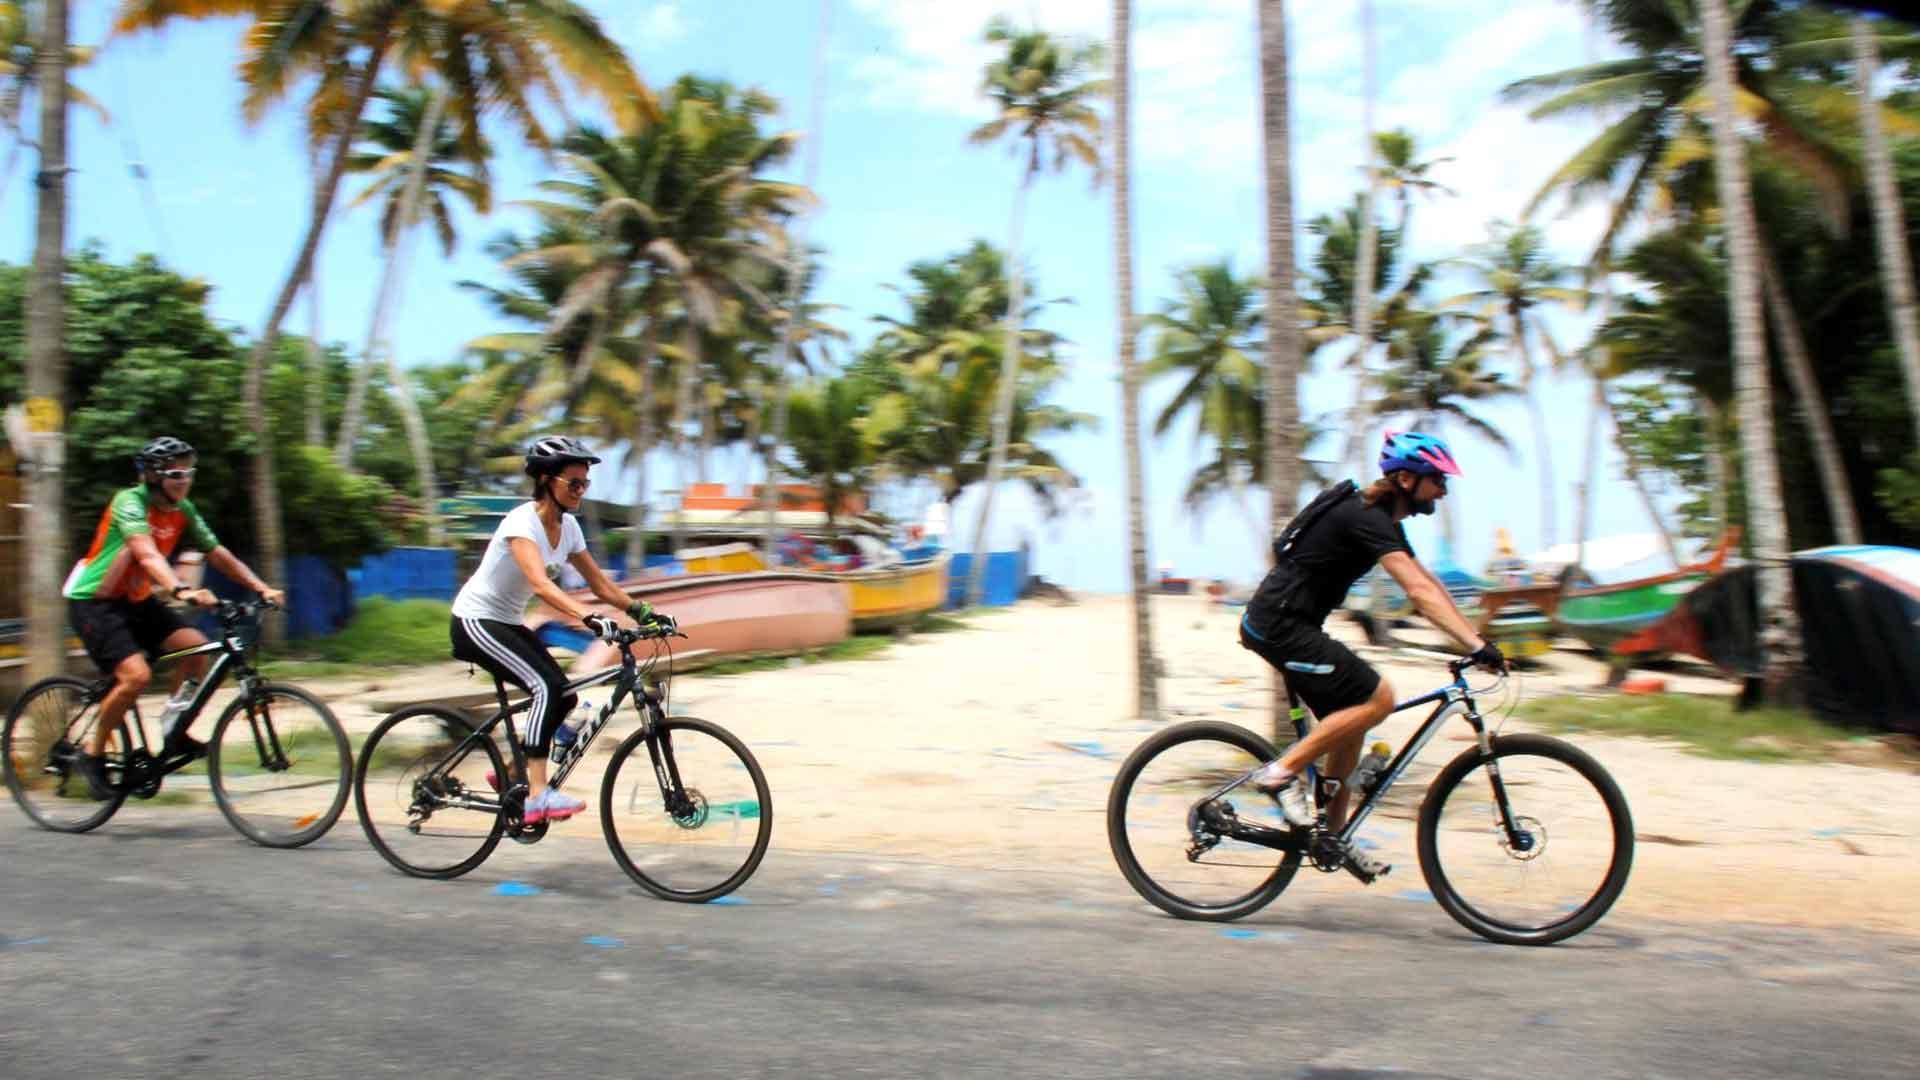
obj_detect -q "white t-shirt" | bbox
[451,502,588,623]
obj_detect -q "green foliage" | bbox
[0,250,401,566]
[283,597,454,666]
[1877,452,1920,532]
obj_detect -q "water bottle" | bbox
[1348,742,1392,799]
[553,699,591,748]
[157,679,198,740]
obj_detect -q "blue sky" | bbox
[8,0,1694,593]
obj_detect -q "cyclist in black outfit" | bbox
[1239,431,1506,880]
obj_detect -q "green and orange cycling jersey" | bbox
[62,485,220,603]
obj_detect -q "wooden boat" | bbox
[1615,545,1920,733]
[843,553,951,632]
[1553,529,1739,655]
[529,570,851,672]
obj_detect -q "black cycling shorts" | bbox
[69,596,190,674]
[1238,612,1382,720]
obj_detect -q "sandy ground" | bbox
[130,593,1920,937]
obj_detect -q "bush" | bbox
[290,597,452,666]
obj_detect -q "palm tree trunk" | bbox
[1759,246,1860,544]
[1700,395,1731,539]
[244,23,394,648]
[1701,0,1800,697]
[1259,0,1306,743]
[1516,325,1557,552]
[698,386,713,484]
[1855,20,1920,452]
[336,87,446,466]
[765,0,834,566]
[1597,380,1682,564]
[967,163,1032,607]
[626,321,658,576]
[1113,0,1159,722]
[672,322,699,558]
[1350,0,1379,433]
[304,258,327,445]
[23,0,68,681]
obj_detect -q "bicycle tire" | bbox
[355,705,507,879]
[600,716,772,902]
[208,683,351,848]
[3,676,131,833]
[1107,720,1303,922]
[1417,733,1634,946]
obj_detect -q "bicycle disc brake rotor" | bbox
[669,788,709,829]
[1499,815,1546,861]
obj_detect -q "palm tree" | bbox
[21,0,68,680]
[1699,0,1800,697]
[1370,128,1454,239]
[113,0,650,641]
[1445,222,1589,552]
[1370,308,1517,551]
[861,242,1092,514]
[1145,260,1266,558]
[1257,0,1304,740]
[335,86,490,457]
[1111,0,1157,722]
[1348,0,1379,482]
[335,85,492,542]
[782,374,874,540]
[966,16,1105,606]
[1853,19,1920,451]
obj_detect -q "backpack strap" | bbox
[1271,479,1358,562]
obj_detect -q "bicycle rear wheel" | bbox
[601,717,771,902]
[1417,733,1634,945]
[355,706,507,879]
[208,684,351,848]
[1107,720,1303,921]
[3,677,131,833]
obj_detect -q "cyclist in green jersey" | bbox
[62,437,285,798]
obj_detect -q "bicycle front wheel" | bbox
[3,677,131,833]
[354,706,507,879]
[1107,720,1303,922]
[208,684,351,848]
[1418,733,1634,946]
[601,717,771,902]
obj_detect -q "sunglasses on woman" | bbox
[559,477,590,494]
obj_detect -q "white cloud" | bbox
[635,2,688,47]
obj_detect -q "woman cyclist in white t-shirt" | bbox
[448,436,658,824]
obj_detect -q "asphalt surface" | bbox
[3,804,1917,1079]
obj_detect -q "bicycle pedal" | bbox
[1342,858,1391,886]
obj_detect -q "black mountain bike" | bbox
[3,598,352,848]
[1107,655,1634,945]
[353,617,772,903]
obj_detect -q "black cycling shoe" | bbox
[70,751,117,801]
[164,732,208,761]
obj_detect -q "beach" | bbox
[274,592,1920,937]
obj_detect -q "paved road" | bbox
[3,806,1917,1079]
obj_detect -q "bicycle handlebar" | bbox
[216,596,280,623]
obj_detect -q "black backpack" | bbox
[1270,479,1358,564]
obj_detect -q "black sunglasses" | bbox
[558,477,590,494]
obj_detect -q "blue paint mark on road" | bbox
[1394,889,1434,903]
[1219,928,1261,940]
[494,881,543,897]
[708,894,749,906]
[583,936,625,949]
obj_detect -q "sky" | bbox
[5,0,1704,594]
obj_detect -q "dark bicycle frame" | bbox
[1196,658,1528,858]
[411,627,691,820]
[87,600,289,786]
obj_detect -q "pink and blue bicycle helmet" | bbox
[1379,431,1461,478]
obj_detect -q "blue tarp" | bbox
[349,547,457,602]
[946,550,1027,608]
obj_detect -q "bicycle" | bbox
[1107,654,1634,945]
[352,616,772,903]
[3,598,352,848]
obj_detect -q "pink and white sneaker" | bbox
[522,788,586,826]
